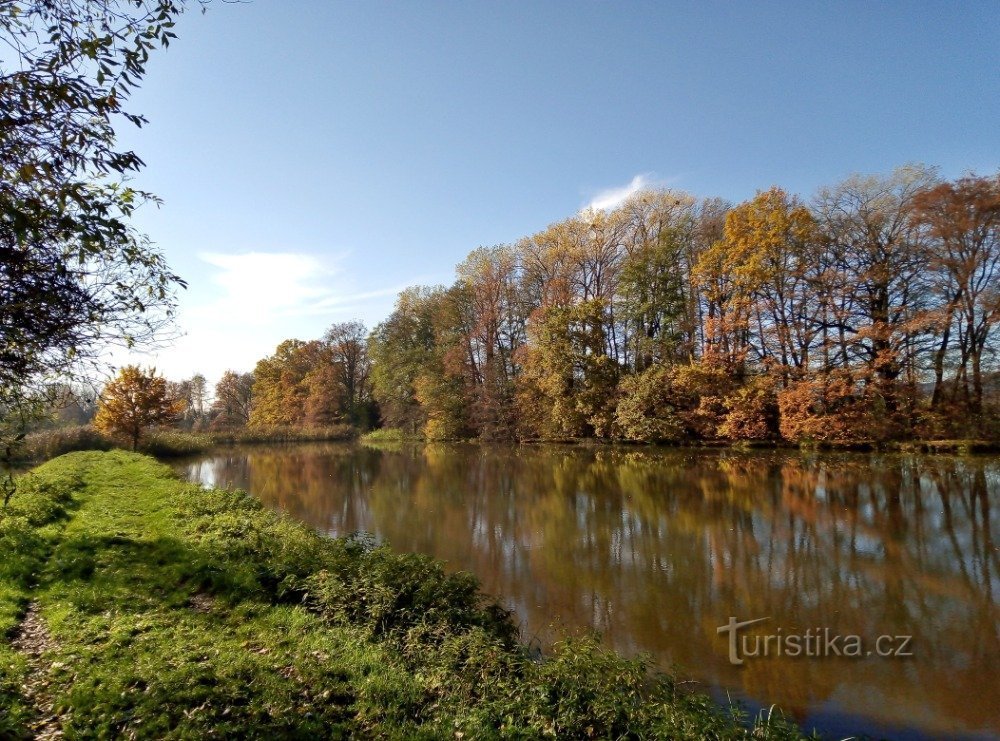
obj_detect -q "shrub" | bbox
[306,535,516,646]
[719,374,780,440]
[212,424,356,444]
[778,371,894,443]
[360,428,410,444]
[614,366,687,442]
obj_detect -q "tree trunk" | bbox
[930,321,952,409]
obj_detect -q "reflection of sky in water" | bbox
[176,444,1000,741]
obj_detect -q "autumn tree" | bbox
[716,188,819,379]
[454,246,526,438]
[94,366,182,449]
[249,340,343,428]
[166,373,209,429]
[912,174,1000,416]
[617,191,697,371]
[812,165,939,410]
[211,371,254,428]
[360,172,998,444]
[517,299,618,439]
[368,288,441,435]
[324,321,374,427]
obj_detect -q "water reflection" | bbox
[177,443,1000,739]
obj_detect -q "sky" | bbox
[116,0,1000,383]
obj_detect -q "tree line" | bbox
[365,165,999,443]
[86,164,999,446]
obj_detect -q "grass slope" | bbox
[1,452,808,739]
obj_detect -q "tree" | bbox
[710,188,819,380]
[0,1,195,382]
[368,288,440,435]
[812,165,939,409]
[517,299,618,439]
[211,371,253,428]
[189,373,208,419]
[94,365,181,449]
[165,373,208,429]
[618,207,692,371]
[912,174,1000,415]
[455,246,526,439]
[1,1,203,458]
[249,340,344,428]
[324,321,374,427]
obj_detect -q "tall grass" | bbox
[10,424,360,463]
[209,424,356,444]
[13,425,114,462]
[141,429,214,457]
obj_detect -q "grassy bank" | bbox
[0,452,808,739]
[359,427,424,444]
[12,424,358,463]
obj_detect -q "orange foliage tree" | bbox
[94,366,183,450]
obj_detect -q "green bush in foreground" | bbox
[0,451,810,739]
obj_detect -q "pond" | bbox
[176,442,999,740]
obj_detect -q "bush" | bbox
[306,535,516,645]
[719,374,780,440]
[777,371,894,443]
[614,366,687,442]
[360,428,417,444]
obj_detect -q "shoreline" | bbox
[10,423,999,467]
[1,451,808,738]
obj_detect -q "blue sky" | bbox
[118,0,1000,381]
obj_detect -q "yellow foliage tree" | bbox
[94,366,183,450]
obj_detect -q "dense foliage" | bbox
[15,168,999,450]
[93,365,181,449]
[365,167,1000,443]
[0,1,194,399]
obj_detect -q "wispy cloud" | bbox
[124,251,408,383]
[582,173,679,212]
[584,174,652,212]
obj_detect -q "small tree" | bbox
[94,366,181,450]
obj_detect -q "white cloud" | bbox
[120,251,408,384]
[583,174,655,212]
[193,251,335,322]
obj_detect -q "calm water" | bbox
[177,443,1000,740]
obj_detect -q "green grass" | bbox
[0,460,81,736]
[359,428,421,444]
[0,452,810,739]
